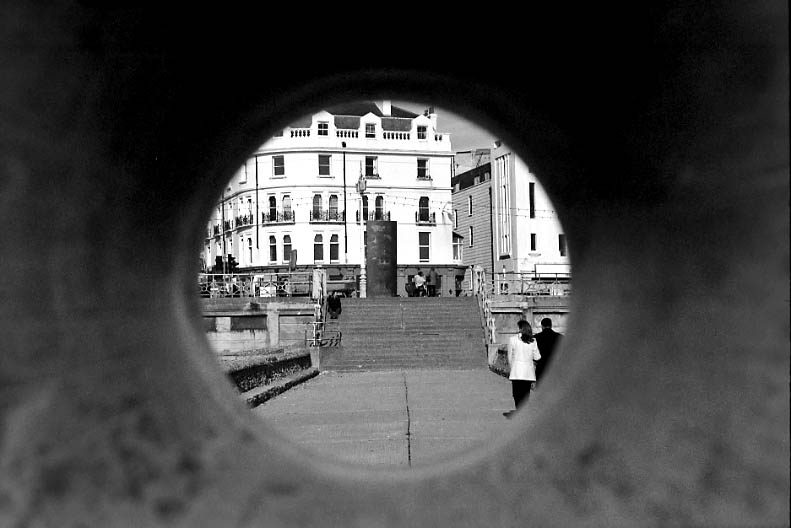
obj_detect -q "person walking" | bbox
[413,270,427,297]
[504,320,541,417]
[427,267,439,297]
[326,291,342,319]
[534,317,562,383]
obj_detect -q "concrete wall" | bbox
[202,298,317,352]
[1,5,787,527]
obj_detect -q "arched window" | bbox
[375,195,384,220]
[248,238,253,263]
[283,235,292,263]
[329,194,339,220]
[268,196,277,221]
[419,196,429,222]
[269,236,277,262]
[313,195,322,220]
[330,234,339,262]
[283,195,292,221]
[362,195,369,220]
[313,234,323,262]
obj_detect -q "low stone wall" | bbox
[220,348,318,407]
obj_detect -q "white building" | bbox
[490,141,571,283]
[204,101,464,294]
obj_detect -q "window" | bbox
[418,232,430,262]
[468,195,473,216]
[365,156,378,178]
[469,226,474,247]
[529,182,536,218]
[269,236,277,263]
[363,230,367,259]
[559,234,567,257]
[530,233,537,251]
[375,195,384,220]
[452,233,463,261]
[329,194,339,220]
[474,176,480,185]
[283,235,292,262]
[283,195,292,221]
[362,195,369,220]
[318,154,331,176]
[418,196,429,222]
[273,155,284,177]
[330,234,339,262]
[454,209,458,228]
[365,123,375,138]
[318,121,328,136]
[417,159,429,179]
[268,196,276,221]
[417,125,427,140]
[314,234,324,262]
[312,194,322,220]
[248,238,253,263]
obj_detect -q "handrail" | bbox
[474,268,496,345]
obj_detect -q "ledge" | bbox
[241,367,320,407]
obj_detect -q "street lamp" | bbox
[357,174,367,298]
[342,141,348,264]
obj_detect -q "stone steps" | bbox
[320,297,486,372]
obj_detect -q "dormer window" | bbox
[417,125,427,140]
[365,123,375,138]
[318,121,329,136]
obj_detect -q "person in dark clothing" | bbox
[326,291,342,319]
[426,267,439,297]
[534,317,562,383]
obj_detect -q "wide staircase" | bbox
[320,296,487,372]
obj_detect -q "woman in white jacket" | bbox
[506,320,541,416]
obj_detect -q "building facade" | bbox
[451,161,494,274]
[204,101,464,295]
[451,142,571,292]
[490,141,570,278]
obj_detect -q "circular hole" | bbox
[196,97,572,469]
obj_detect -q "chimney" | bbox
[382,100,391,116]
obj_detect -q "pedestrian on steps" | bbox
[504,320,541,418]
[427,267,439,297]
[327,291,342,319]
[413,270,427,297]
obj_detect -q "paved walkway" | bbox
[252,369,517,467]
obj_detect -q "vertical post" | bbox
[342,141,348,264]
[358,175,367,298]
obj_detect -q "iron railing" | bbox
[415,211,436,224]
[262,210,295,224]
[493,272,571,296]
[198,272,313,298]
[356,210,390,221]
[309,209,345,223]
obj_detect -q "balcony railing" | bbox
[415,211,436,224]
[383,131,410,140]
[235,214,254,227]
[290,128,310,137]
[356,210,391,222]
[336,129,358,138]
[262,210,295,224]
[310,209,345,223]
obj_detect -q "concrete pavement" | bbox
[252,368,518,467]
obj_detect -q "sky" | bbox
[391,100,497,153]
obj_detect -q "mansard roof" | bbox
[286,102,421,129]
[324,101,419,119]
